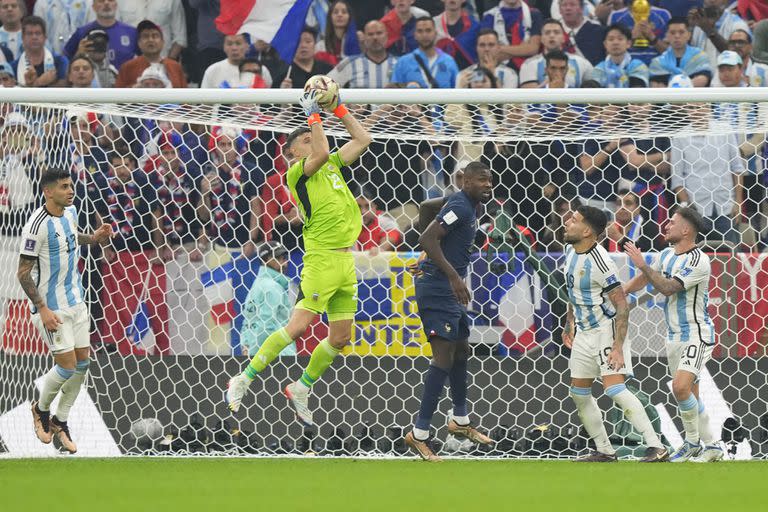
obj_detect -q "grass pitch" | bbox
[1,458,762,512]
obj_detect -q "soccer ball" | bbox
[304,75,340,110]
[130,417,164,443]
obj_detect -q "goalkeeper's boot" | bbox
[284,382,313,427]
[447,419,493,446]
[50,416,77,454]
[696,444,724,462]
[31,401,52,444]
[669,441,702,462]
[404,431,442,462]
[639,446,669,462]
[226,374,251,413]
[574,450,618,462]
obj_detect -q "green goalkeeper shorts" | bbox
[295,249,358,321]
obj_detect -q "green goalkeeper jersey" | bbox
[286,151,362,251]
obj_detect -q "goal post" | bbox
[0,88,766,458]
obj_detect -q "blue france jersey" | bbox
[564,243,621,331]
[653,247,714,344]
[422,191,478,280]
[19,205,85,313]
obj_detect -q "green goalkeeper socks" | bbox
[299,339,341,388]
[243,327,293,380]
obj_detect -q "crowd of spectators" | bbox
[2,1,768,354]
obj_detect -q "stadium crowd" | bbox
[2,0,768,355]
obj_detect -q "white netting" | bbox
[0,89,766,459]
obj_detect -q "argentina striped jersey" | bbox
[653,247,714,345]
[564,243,622,331]
[19,205,84,313]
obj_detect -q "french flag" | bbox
[216,0,314,62]
[201,261,237,325]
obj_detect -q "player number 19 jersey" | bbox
[564,243,622,332]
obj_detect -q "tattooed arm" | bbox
[17,256,61,331]
[606,286,629,371]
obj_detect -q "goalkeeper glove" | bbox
[299,90,322,117]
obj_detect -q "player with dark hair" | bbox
[563,205,668,462]
[226,89,372,427]
[404,161,494,462]
[624,207,722,462]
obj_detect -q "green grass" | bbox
[1,458,763,512]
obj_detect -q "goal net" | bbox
[0,88,766,458]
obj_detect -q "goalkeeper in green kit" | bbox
[226,87,372,426]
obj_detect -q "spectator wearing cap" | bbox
[12,16,68,87]
[649,17,711,86]
[188,0,225,84]
[67,53,97,87]
[115,20,187,88]
[34,0,94,55]
[135,63,171,88]
[0,0,24,60]
[201,34,272,89]
[117,0,186,60]
[78,28,118,87]
[240,241,295,357]
[0,62,16,86]
[65,0,138,70]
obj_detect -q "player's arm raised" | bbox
[335,106,373,165]
[419,221,470,305]
[625,241,683,296]
[299,91,330,177]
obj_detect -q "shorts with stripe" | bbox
[666,338,714,379]
[569,320,633,379]
[31,302,89,354]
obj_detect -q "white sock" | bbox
[606,384,663,449]
[452,415,470,426]
[55,360,89,422]
[678,394,700,444]
[698,402,715,445]
[570,387,614,455]
[413,427,430,441]
[39,365,74,411]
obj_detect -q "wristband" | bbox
[333,104,349,118]
[307,113,321,126]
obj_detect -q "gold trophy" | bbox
[631,0,652,47]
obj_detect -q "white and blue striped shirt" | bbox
[653,247,714,344]
[328,53,398,89]
[19,205,85,313]
[0,27,22,60]
[564,243,621,331]
[519,53,593,88]
[691,11,750,68]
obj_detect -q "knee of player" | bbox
[327,334,351,349]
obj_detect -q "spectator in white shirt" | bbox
[117,0,186,60]
[519,18,593,88]
[34,0,94,55]
[0,0,24,59]
[201,34,273,89]
[457,28,518,88]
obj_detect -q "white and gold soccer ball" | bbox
[304,74,340,110]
